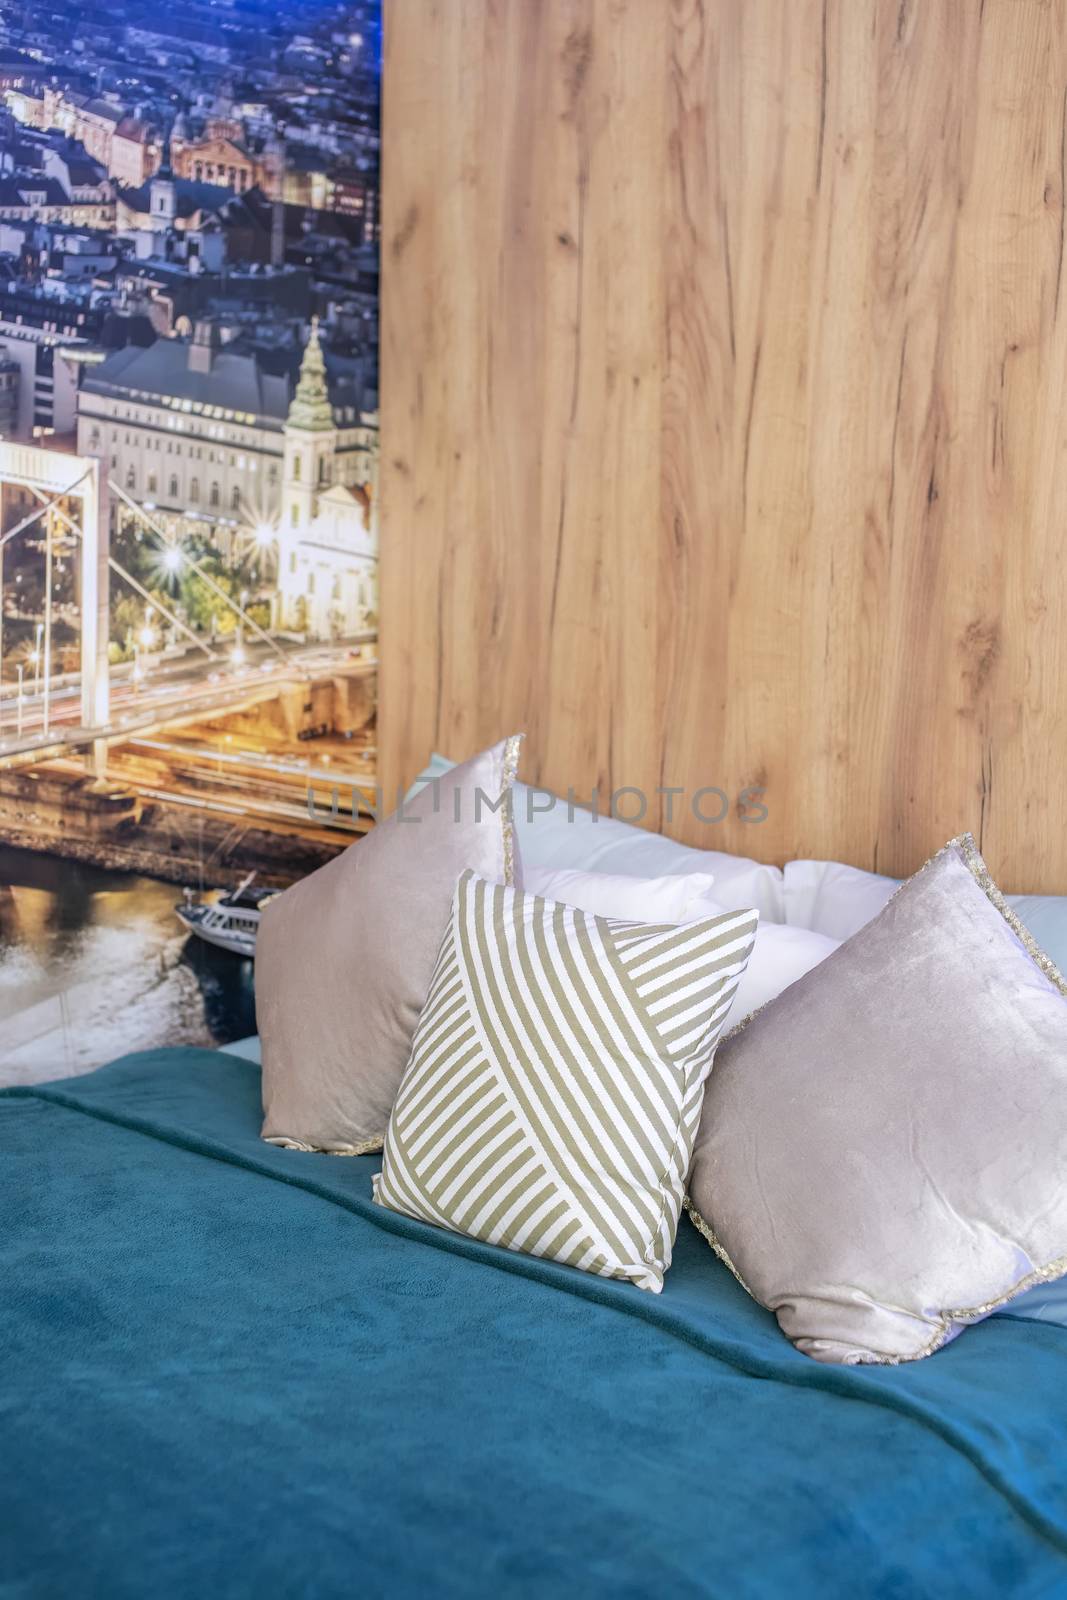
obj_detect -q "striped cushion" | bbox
[373,870,758,1293]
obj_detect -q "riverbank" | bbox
[0,810,341,888]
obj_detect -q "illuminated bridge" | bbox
[0,442,377,871]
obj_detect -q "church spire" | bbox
[287,316,335,432]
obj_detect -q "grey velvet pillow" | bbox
[257,735,521,1154]
[687,835,1067,1365]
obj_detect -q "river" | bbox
[0,845,256,1087]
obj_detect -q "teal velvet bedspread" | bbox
[2,1050,1066,1599]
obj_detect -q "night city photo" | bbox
[0,0,380,1077]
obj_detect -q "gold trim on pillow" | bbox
[682,1197,754,1297]
[953,831,1067,997]
[264,1133,385,1156]
[501,732,522,886]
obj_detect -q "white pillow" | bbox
[408,753,785,921]
[521,863,837,1025]
[783,859,898,940]
[727,921,840,1024]
[523,865,718,923]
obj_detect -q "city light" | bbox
[140,603,158,653]
[163,546,183,574]
[253,522,274,548]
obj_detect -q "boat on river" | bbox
[175,873,278,958]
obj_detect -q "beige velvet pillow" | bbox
[687,835,1067,1365]
[257,736,521,1154]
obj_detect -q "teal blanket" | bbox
[2,1050,1066,1598]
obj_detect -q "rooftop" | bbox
[80,331,375,424]
[0,175,72,207]
[118,176,256,222]
[82,336,292,421]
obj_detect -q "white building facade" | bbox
[75,319,377,637]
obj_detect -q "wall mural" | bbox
[0,0,380,1081]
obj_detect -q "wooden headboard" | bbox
[379,0,1067,892]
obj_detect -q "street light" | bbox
[139,604,158,655]
[249,521,279,625]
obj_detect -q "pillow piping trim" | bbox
[953,831,1067,997]
[682,1196,754,1296]
[687,830,1067,1365]
[501,732,522,887]
[263,1133,385,1156]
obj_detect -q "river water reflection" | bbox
[0,845,255,1087]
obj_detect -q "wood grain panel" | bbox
[380,0,1067,891]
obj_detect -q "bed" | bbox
[3,1046,1066,1597]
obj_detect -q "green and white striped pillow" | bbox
[373,870,758,1293]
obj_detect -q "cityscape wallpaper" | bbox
[0,0,381,1079]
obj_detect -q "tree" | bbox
[110,594,144,656]
[180,557,237,636]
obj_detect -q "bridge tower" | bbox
[0,443,110,773]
